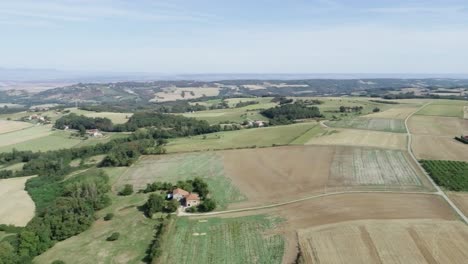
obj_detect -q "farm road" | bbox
[405,103,468,224]
[178,190,438,217]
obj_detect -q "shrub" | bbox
[373,107,380,112]
[106,232,120,241]
[198,198,216,212]
[51,260,66,264]
[103,213,114,221]
[119,184,134,196]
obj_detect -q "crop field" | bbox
[34,193,155,264]
[412,135,468,161]
[182,107,269,124]
[408,116,468,136]
[0,120,32,134]
[68,108,132,124]
[306,128,407,150]
[420,160,468,191]
[298,220,468,264]
[416,102,468,118]
[464,106,468,119]
[117,152,245,209]
[329,147,424,187]
[0,176,36,226]
[165,122,319,153]
[325,118,406,133]
[158,215,284,264]
[363,106,418,119]
[448,192,468,217]
[0,125,53,149]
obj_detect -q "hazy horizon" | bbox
[1,0,468,74]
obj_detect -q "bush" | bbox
[185,207,197,213]
[373,107,380,112]
[119,184,134,196]
[164,200,179,213]
[198,198,216,212]
[51,260,66,264]
[106,232,120,241]
[103,213,114,221]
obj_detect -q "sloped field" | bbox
[326,118,406,133]
[329,148,423,187]
[298,220,468,264]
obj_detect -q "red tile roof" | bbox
[173,188,189,196]
[185,193,200,201]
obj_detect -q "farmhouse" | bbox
[171,188,201,208]
[86,129,103,137]
[172,188,189,201]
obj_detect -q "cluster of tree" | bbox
[209,100,229,110]
[373,107,380,112]
[261,103,323,125]
[339,106,363,113]
[144,193,179,216]
[294,99,323,105]
[145,215,173,262]
[234,101,259,108]
[369,100,399,104]
[0,171,111,263]
[271,96,293,105]
[54,113,113,131]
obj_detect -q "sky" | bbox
[0,0,468,74]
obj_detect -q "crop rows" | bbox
[420,160,468,191]
[159,216,284,264]
[331,148,421,186]
[326,118,406,133]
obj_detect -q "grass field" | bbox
[408,115,468,136]
[0,120,32,134]
[117,153,245,209]
[298,220,468,264]
[0,176,36,226]
[306,128,407,150]
[68,108,132,124]
[325,118,406,133]
[416,101,468,118]
[0,162,25,172]
[363,106,418,119]
[34,193,154,264]
[158,215,284,264]
[165,122,319,153]
[0,125,53,149]
[329,148,423,187]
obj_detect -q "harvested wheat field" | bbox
[222,146,334,208]
[448,192,468,217]
[412,135,468,161]
[306,128,407,150]
[329,147,427,188]
[325,118,406,133]
[408,115,468,136]
[363,106,418,119]
[465,106,468,119]
[0,120,32,134]
[298,219,468,264]
[0,176,36,226]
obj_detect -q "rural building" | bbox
[172,188,189,201]
[86,129,103,137]
[184,193,200,207]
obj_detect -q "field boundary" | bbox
[406,102,468,224]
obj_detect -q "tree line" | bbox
[261,102,323,125]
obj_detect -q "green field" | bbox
[421,160,468,191]
[34,193,154,264]
[416,103,467,118]
[117,152,246,209]
[158,215,284,264]
[67,108,132,124]
[289,124,326,144]
[0,162,25,172]
[166,122,320,153]
[325,118,406,133]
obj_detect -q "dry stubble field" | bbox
[0,176,36,226]
[306,128,407,150]
[298,219,468,264]
[409,115,468,161]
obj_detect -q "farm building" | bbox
[184,193,200,207]
[171,188,201,208]
[86,129,103,137]
[172,188,189,201]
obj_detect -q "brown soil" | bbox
[412,135,468,161]
[448,192,468,217]
[408,115,468,136]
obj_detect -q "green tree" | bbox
[198,198,216,212]
[119,184,133,196]
[164,199,179,213]
[145,194,165,217]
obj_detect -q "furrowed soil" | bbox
[306,128,407,150]
[325,118,406,133]
[0,176,36,226]
[298,219,468,264]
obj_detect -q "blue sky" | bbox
[1,0,467,74]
